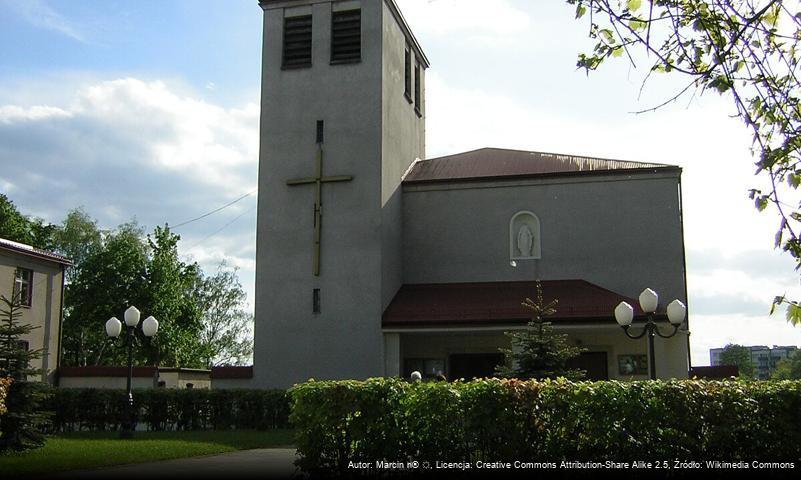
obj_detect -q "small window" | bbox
[313,288,321,314]
[283,15,313,69]
[331,9,361,64]
[14,268,33,307]
[404,47,412,102]
[414,62,422,116]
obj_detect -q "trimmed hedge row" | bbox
[46,388,290,432]
[290,378,801,473]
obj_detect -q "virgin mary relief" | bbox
[517,225,534,257]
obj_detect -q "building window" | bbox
[331,9,361,64]
[14,268,33,307]
[282,15,313,69]
[404,47,412,102]
[313,288,321,314]
[414,61,422,116]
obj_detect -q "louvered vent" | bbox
[331,9,361,63]
[282,15,312,69]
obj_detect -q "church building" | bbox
[253,0,690,388]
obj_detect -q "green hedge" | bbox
[290,378,801,473]
[46,388,290,432]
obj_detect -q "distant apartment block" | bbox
[710,345,798,379]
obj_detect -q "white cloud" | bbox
[0,77,260,313]
[0,105,72,123]
[2,0,85,42]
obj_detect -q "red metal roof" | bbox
[403,148,677,184]
[0,237,72,266]
[382,280,645,327]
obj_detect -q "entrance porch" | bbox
[382,280,690,381]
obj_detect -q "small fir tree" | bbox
[496,281,586,380]
[0,270,51,451]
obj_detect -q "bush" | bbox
[290,378,801,474]
[46,388,290,432]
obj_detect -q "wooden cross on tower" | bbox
[286,121,353,276]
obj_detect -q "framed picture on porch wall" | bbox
[618,354,648,375]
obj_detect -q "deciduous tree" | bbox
[720,343,756,378]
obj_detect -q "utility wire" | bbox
[171,190,256,229]
[185,206,257,249]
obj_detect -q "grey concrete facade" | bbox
[253,0,689,387]
[401,172,687,303]
[254,0,426,388]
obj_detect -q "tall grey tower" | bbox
[253,0,428,388]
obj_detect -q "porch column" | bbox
[384,333,400,377]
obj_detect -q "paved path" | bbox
[48,448,303,479]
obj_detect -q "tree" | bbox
[496,281,586,380]
[0,271,50,452]
[567,0,801,322]
[140,225,205,368]
[194,263,253,368]
[0,194,34,245]
[62,222,149,367]
[719,343,756,378]
[0,194,56,249]
[52,208,103,285]
[771,349,801,379]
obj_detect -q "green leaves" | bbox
[626,0,642,12]
[290,378,801,469]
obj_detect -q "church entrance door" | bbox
[567,352,609,380]
[448,353,504,380]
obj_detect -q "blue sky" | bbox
[1,0,800,366]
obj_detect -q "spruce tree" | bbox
[496,281,586,380]
[0,270,51,451]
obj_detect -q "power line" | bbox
[171,190,256,229]
[185,205,257,250]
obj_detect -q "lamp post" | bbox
[105,306,158,438]
[613,288,686,380]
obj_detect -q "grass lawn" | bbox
[0,429,296,478]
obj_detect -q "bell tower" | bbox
[253,0,428,388]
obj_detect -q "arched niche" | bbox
[510,211,541,260]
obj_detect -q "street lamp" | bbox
[613,288,686,380]
[105,306,158,438]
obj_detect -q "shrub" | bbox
[46,388,290,432]
[290,378,801,473]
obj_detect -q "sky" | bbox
[1,0,800,366]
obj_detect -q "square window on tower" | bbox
[331,9,361,64]
[282,15,313,69]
